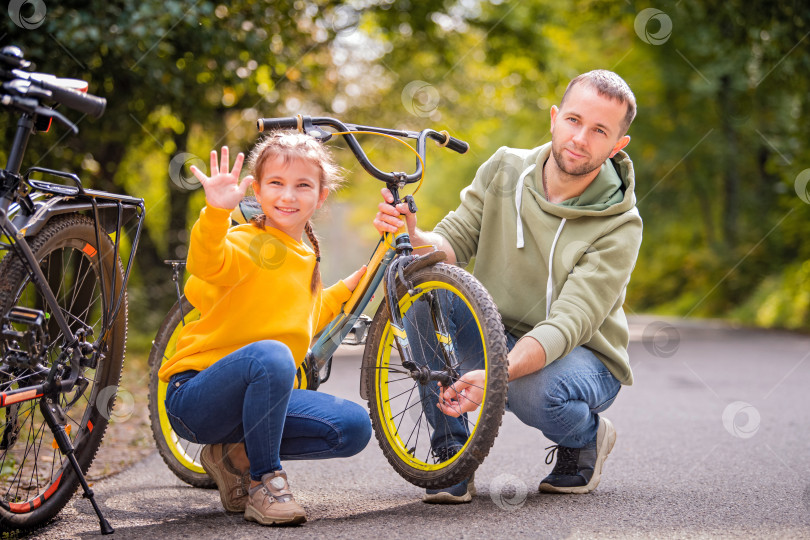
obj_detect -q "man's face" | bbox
[549,83,630,177]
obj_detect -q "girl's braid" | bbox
[304,220,321,294]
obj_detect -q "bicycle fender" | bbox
[403,250,447,277]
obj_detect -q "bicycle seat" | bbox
[230,196,262,225]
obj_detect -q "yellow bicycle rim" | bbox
[157,308,206,474]
[374,280,488,471]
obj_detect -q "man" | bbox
[374,70,642,503]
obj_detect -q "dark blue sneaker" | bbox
[423,474,476,504]
[539,416,616,494]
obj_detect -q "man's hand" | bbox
[436,370,486,417]
[371,188,458,263]
[373,188,417,236]
[191,146,253,211]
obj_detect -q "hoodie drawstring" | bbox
[512,162,566,318]
[546,218,566,319]
[514,163,536,249]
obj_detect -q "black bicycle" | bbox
[0,46,144,534]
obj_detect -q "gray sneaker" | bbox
[244,470,306,526]
[538,416,616,494]
[423,475,476,504]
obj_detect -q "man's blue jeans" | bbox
[404,292,621,452]
[164,340,372,481]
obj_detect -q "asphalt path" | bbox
[30,316,810,539]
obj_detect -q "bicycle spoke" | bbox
[394,381,419,435]
[385,382,423,403]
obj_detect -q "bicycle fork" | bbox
[40,397,113,535]
[383,182,459,388]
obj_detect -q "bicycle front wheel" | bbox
[363,262,508,488]
[147,296,215,488]
[0,214,126,532]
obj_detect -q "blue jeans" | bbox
[164,340,372,481]
[404,292,621,451]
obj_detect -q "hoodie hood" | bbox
[521,143,637,219]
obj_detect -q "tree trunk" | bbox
[718,75,740,247]
[685,160,716,247]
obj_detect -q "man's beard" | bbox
[550,140,612,177]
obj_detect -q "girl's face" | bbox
[253,155,328,240]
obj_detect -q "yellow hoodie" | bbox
[158,206,351,383]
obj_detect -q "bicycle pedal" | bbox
[6,306,46,327]
[342,315,372,345]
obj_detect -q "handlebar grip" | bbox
[37,78,105,118]
[257,117,299,132]
[444,135,469,154]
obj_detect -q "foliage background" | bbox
[2,0,809,353]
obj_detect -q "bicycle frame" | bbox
[309,230,399,379]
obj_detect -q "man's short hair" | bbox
[560,70,637,135]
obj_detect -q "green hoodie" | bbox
[434,142,643,385]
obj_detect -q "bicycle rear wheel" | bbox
[147,296,215,488]
[0,214,126,532]
[362,262,508,488]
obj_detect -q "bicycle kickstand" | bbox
[41,398,114,535]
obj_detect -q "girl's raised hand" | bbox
[190,146,254,211]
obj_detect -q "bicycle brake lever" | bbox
[36,106,78,134]
[302,116,332,142]
[403,195,417,214]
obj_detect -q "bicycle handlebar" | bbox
[0,46,106,120]
[32,76,106,118]
[257,115,469,184]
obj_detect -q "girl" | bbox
[158,132,371,526]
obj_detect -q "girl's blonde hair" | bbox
[247,131,342,294]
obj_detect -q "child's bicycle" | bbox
[0,47,145,534]
[148,115,508,490]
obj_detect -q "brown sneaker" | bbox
[200,443,251,512]
[244,470,306,526]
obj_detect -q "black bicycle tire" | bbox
[0,214,126,532]
[362,262,508,488]
[147,297,215,489]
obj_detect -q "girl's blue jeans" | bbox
[405,292,621,452]
[164,340,372,481]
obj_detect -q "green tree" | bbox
[2,0,356,335]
